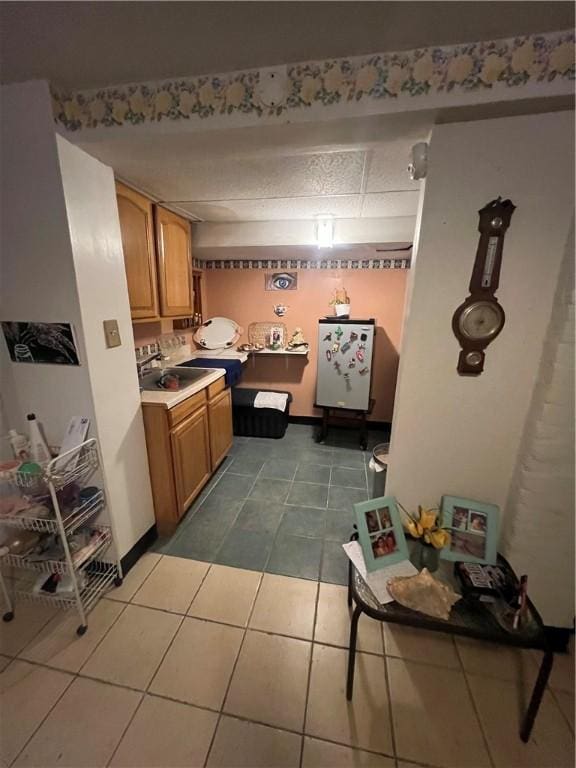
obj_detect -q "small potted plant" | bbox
[329,288,350,318]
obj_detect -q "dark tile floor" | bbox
[154,423,389,585]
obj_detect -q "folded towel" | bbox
[254,391,289,411]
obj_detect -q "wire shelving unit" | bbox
[0,438,123,635]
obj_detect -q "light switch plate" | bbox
[103,319,121,348]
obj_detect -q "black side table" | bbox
[346,539,554,743]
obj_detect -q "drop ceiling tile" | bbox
[179,195,362,222]
[155,150,366,203]
[365,143,422,193]
[361,191,420,218]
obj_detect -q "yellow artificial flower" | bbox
[447,54,473,83]
[418,506,438,531]
[355,64,378,92]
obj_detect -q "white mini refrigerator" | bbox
[315,318,375,411]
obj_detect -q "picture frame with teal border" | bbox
[440,495,499,565]
[354,495,409,572]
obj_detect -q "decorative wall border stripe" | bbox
[201,258,411,270]
[52,30,574,132]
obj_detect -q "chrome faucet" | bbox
[136,351,163,377]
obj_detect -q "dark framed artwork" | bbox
[265,272,298,291]
[2,322,80,365]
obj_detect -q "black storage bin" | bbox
[232,387,292,439]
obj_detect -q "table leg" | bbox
[317,408,329,443]
[360,411,367,451]
[520,649,554,742]
[346,605,362,700]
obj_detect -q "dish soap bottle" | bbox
[27,413,51,462]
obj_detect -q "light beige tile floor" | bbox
[110,694,218,767]
[387,656,491,768]
[224,630,311,731]
[150,617,243,709]
[1,553,573,768]
[132,555,209,613]
[0,660,72,766]
[207,716,302,768]
[249,573,318,639]
[314,582,384,654]
[81,603,181,689]
[306,643,394,755]
[189,564,261,627]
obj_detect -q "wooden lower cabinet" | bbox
[208,388,233,469]
[171,406,211,515]
[142,379,233,535]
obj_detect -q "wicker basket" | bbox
[248,322,288,349]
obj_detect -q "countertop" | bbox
[140,368,225,409]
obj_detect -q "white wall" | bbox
[0,81,96,445]
[56,136,155,558]
[387,113,574,534]
[502,224,575,627]
[0,81,155,558]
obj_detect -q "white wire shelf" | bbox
[12,439,100,492]
[1,527,112,576]
[0,488,105,534]
[12,561,118,612]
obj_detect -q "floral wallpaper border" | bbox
[200,258,411,271]
[52,30,574,131]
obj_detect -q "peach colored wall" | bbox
[204,268,408,421]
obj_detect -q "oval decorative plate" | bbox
[193,317,243,349]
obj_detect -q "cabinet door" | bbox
[155,206,193,317]
[170,405,211,516]
[208,388,233,469]
[116,182,159,320]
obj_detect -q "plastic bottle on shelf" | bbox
[8,429,29,460]
[26,413,51,462]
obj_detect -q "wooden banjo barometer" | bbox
[452,197,516,376]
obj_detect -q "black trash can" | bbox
[231,388,293,439]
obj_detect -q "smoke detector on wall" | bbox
[408,142,428,180]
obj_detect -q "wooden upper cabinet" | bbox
[115,182,159,320]
[155,206,193,317]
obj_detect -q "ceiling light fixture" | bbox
[315,214,335,249]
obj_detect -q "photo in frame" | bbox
[2,321,80,365]
[265,272,298,291]
[354,496,410,572]
[439,495,499,565]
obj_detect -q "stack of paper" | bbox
[342,541,418,604]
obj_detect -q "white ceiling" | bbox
[82,112,429,224]
[1,2,573,90]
